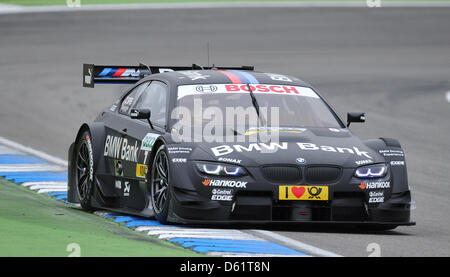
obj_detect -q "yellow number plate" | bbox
[279,185,329,200]
[136,164,147,178]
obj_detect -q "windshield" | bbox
[175,84,342,130]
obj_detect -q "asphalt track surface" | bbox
[0,6,449,257]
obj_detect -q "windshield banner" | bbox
[177,84,319,100]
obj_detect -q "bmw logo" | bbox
[296,157,306,164]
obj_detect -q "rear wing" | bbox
[82,63,254,88]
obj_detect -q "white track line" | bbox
[0,137,67,167]
[251,229,342,257]
[21,181,67,187]
[137,226,253,233]
[37,188,68,194]
[446,91,450,103]
[147,230,247,236]
[135,226,178,232]
[1,1,450,15]
[0,145,22,155]
[156,233,258,240]
[0,164,65,172]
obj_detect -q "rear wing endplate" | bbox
[82,63,254,88]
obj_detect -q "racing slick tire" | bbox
[73,130,96,211]
[150,144,173,225]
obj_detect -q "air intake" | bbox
[261,165,302,183]
[306,166,341,183]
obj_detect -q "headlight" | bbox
[354,164,388,178]
[196,162,247,177]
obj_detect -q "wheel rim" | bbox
[76,140,90,200]
[151,150,169,214]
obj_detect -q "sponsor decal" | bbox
[114,160,123,177]
[359,181,390,190]
[390,160,405,166]
[196,85,218,93]
[211,188,233,201]
[123,181,130,197]
[379,149,404,157]
[84,67,92,85]
[202,179,247,188]
[97,67,141,77]
[279,185,329,201]
[244,127,306,136]
[115,180,121,189]
[368,191,384,203]
[167,147,192,154]
[136,164,147,178]
[211,142,372,159]
[177,84,319,100]
[110,104,118,112]
[104,135,139,162]
[123,96,134,106]
[172,158,187,163]
[355,159,373,166]
[85,135,94,181]
[141,133,159,151]
[217,157,241,164]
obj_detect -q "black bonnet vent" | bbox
[306,166,342,183]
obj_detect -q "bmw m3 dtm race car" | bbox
[67,63,415,230]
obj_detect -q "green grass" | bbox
[1,0,449,7]
[0,178,203,257]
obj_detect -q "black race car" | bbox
[68,63,415,229]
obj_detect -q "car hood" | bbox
[192,127,384,168]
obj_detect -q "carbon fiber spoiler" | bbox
[82,63,254,88]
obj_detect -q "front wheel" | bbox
[74,131,95,211]
[150,144,172,224]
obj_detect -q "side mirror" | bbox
[347,112,365,127]
[130,108,151,120]
[130,108,154,129]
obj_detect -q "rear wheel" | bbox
[150,145,172,224]
[75,131,95,211]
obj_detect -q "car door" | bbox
[127,80,169,170]
[99,82,149,208]
[115,80,169,210]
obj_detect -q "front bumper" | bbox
[169,185,415,227]
[167,162,415,227]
